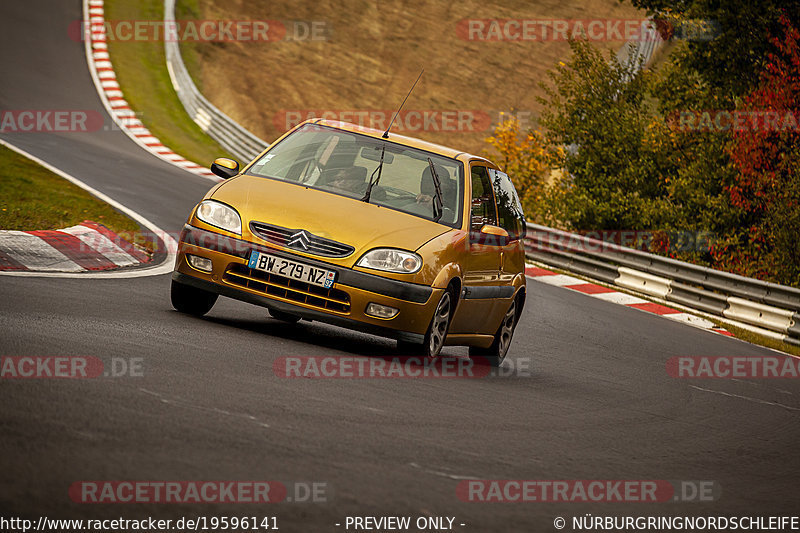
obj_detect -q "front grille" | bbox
[223,263,350,313]
[250,222,354,258]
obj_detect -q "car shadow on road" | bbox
[167,310,541,382]
[184,311,401,356]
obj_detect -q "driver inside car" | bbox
[415,164,456,220]
[325,167,368,196]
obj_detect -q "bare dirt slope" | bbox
[181,0,644,155]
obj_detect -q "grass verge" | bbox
[0,144,142,237]
[103,0,232,167]
[721,323,800,357]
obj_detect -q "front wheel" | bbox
[396,290,453,358]
[469,298,518,367]
[171,280,218,316]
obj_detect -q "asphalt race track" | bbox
[1,2,799,531]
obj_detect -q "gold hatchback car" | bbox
[171,119,527,365]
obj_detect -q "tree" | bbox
[536,40,673,231]
[483,114,548,215]
[716,15,800,285]
[485,7,800,285]
[628,0,800,104]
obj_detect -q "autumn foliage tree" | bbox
[483,114,549,215]
[715,15,800,284]
[481,6,800,286]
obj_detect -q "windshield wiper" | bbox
[427,157,443,222]
[362,144,386,203]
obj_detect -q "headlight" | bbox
[356,248,422,273]
[195,200,242,235]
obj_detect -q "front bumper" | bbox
[173,225,441,343]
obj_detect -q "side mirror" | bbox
[480,224,509,238]
[473,224,509,247]
[210,158,239,179]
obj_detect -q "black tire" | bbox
[268,308,301,323]
[170,279,218,316]
[469,297,518,367]
[396,289,453,358]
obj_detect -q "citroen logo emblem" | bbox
[288,230,311,250]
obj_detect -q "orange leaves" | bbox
[484,114,549,211]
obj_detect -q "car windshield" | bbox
[246,124,463,227]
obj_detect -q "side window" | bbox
[470,165,497,232]
[489,169,526,240]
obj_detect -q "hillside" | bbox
[180,0,644,155]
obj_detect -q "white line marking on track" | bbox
[139,388,270,428]
[663,312,717,328]
[590,291,649,305]
[690,385,800,412]
[408,463,477,480]
[532,274,583,287]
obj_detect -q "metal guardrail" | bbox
[163,0,269,163]
[617,19,666,71]
[524,223,800,346]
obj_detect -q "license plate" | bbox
[247,251,336,289]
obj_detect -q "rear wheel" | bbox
[396,290,453,358]
[268,308,301,323]
[469,298,518,367]
[171,280,218,316]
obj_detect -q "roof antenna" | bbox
[383,69,424,139]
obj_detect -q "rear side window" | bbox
[489,169,526,240]
[470,165,497,232]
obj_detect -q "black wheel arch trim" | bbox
[461,285,515,300]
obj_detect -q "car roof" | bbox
[306,118,492,165]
